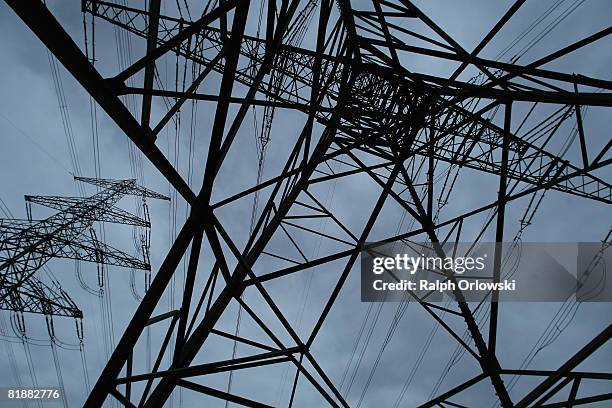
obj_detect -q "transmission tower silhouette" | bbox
[0,176,169,318]
[2,0,611,407]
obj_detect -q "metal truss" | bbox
[0,176,169,318]
[2,0,611,407]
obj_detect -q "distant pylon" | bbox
[0,176,169,318]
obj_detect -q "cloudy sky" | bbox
[0,0,610,407]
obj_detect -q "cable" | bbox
[50,339,69,408]
[0,112,72,175]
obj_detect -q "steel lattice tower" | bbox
[2,0,611,407]
[0,176,169,318]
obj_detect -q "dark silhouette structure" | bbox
[0,176,168,319]
[2,0,611,406]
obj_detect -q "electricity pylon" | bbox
[0,176,169,318]
[3,0,612,407]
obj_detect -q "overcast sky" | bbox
[0,0,610,407]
